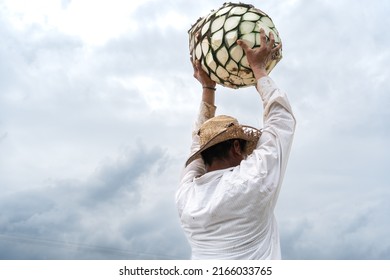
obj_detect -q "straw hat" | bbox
[186,115,261,166]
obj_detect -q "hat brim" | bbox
[185,125,261,167]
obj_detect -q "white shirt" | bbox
[176,77,296,259]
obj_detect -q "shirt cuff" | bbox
[256,76,277,102]
[192,101,217,138]
[200,101,217,120]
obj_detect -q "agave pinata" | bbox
[189,2,282,89]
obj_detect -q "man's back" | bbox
[178,165,281,259]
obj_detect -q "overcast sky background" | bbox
[0,0,389,260]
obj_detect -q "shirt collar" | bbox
[194,167,234,185]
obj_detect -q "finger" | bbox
[191,58,197,72]
[237,39,250,53]
[271,43,282,60]
[273,42,282,52]
[190,56,195,66]
[268,32,275,47]
[195,60,202,70]
[195,31,201,42]
[259,28,267,46]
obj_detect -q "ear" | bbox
[232,140,242,156]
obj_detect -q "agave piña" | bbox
[189,2,282,89]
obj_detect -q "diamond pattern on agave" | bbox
[189,2,282,89]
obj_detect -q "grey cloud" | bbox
[84,144,165,203]
[0,144,187,259]
[0,132,7,142]
[280,194,390,259]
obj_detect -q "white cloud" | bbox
[1,0,154,45]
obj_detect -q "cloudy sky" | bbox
[0,0,389,260]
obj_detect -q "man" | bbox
[175,28,296,259]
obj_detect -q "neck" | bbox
[206,158,235,172]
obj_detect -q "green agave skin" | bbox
[189,2,282,89]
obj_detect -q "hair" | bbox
[200,139,247,166]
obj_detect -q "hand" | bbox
[237,28,282,80]
[192,59,216,105]
[192,59,216,88]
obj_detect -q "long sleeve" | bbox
[179,101,216,185]
[239,76,296,209]
[190,101,217,155]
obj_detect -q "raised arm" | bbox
[179,60,217,184]
[193,59,216,106]
[237,28,295,206]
